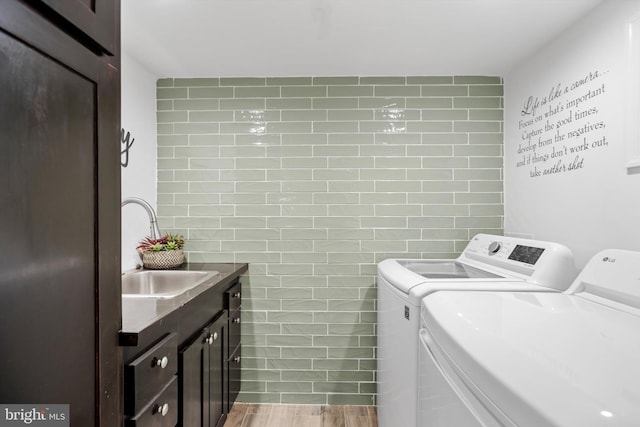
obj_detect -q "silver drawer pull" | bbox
[232,292,241,299]
[233,356,241,363]
[154,403,169,417]
[152,356,169,369]
[232,317,240,324]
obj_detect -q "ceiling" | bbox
[122,0,604,78]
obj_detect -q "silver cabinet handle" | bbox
[205,332,218,345]
[233,292,241,299]
[154,403,169,416]
[233,356,241,363]
[232,317,240,324]
[153,356,169,369]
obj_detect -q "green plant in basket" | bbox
[137,234,186,269]
[137,234,185,252]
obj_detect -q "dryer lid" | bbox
[422,291,640,427]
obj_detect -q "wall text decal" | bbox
[121,128,135,168]
[515,69,609,178]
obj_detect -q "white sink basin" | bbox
[122,270,218,299]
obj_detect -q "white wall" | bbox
[121,52,158,271]
[505,0,640,268]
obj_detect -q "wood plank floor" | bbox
[225,403,378,427]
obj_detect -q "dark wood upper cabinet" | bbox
[0,1,121,425]
[34,0,118,54]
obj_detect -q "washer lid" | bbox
[377,258,512,294]
[398,260,504,279]
[422,291,640,427]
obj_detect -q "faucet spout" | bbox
[121,197,162,239]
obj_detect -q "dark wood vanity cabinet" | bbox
[122,272,244,427]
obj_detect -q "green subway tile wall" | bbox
[155,76,504,405]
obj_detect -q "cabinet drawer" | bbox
[126,376,178,427]
[125,333,178,416]
[224,281,242,312]
[228,308,241,356]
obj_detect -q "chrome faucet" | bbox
[121,197,162,239]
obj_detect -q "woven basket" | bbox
[142,249,185,270]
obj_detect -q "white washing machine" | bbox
[377,234,576,427]
[418,248,640,426]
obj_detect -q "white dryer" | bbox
[418,248,640,426]
[377,234,575,427]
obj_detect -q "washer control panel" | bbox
[466,237,546,266]
[460,234,575,290]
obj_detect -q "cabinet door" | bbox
[0,25,94,418]
[180,329,207,427]
[227,346,242,414]
[180,313,226,427]
[207,315,226,427]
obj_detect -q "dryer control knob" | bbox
[488,241,501,254]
